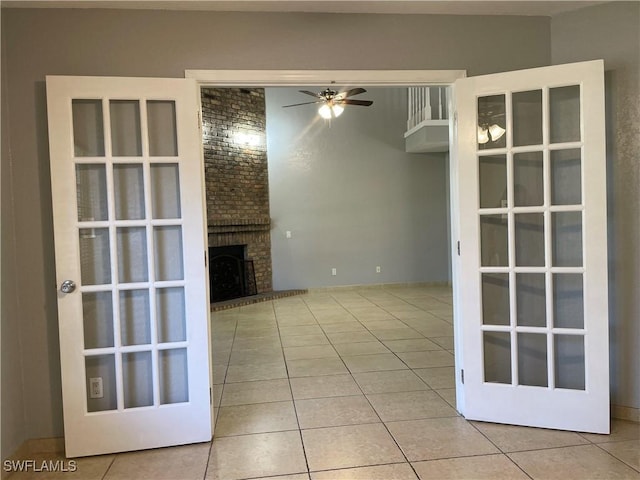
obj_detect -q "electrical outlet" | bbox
[331,268,337,276]
[285,230,292,239]
[89,377,103,399]
[376,266,381,273]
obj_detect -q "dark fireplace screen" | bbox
[209,245,257,302]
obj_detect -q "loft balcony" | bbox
[405,86,450,153]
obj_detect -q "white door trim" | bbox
[185,69,466,86]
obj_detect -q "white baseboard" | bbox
[307,281,451,293]
[612,404,640,423]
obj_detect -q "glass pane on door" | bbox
[79,228,111,286]
[479,155,507,208]
[114,164,145,220]
[82,292,114,349]
[518,333,548,387]
[154,226,184,281]
[475,83,588,393]
[72,100,105,157]
[120,290,151,346]
[553,274,584,329]
[514,152,543,206]
[110,100,142,157]
[550,86,580,144]
[76,164,109,221]
[515,213,544,266]
[484,332,511,384]
[482,274,510,326]
[117,227,149,283]
[147,101,178,157]
[480,215,508,266]
[71,94,189,415]
[551,149,582,205]
[159,349,189,404]
[157,288,186,343]
[151,164,181,219]
[516,273,546,327]
[513,90,542,147]
[122,351,153,408]
[85,355,117,412]
[555,335,585,390]
[552,212,583,267]
[478,95,506,149]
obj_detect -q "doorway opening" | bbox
[189,69,468,419]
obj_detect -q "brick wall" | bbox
[201,87,272,293]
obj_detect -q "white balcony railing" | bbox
[404,86,450,153]
[406,86,449,132]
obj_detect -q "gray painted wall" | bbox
[551,1,640,411]
[1,33,27,460]
[1,6,559,459]
[266,87,449,290]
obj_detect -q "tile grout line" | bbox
[301,290,421,477]
[213,312,240,434]
[590,442,640,473]
[206,308,239,479]
[326,288,425,478]
[351,343,423,479]
[300,297,352,379]
[201,433,215,480]
[307,461,417,478]
[330,291,430,374]
[276,295,312,477]
[211,287,462,478]
[337,291,455,379]
[99,454,118,480]
[466,421,534,480]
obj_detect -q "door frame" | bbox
[186,68,468,414]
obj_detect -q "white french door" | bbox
[46,76,212,457]
[455,60,609,433]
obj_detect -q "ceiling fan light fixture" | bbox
[477,126,490,144]
[489,123,506,141]
[331,103,344,117]
[318,102,344,119]
[318,104,332,119]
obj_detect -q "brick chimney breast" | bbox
[201,87,272,294]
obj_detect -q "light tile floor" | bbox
[6,286,639,479]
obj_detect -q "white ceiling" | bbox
[1,0,610,17]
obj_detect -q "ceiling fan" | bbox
[283,87,373,119]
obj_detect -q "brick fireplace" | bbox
[201,87,273,296]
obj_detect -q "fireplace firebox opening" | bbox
[208,245,257,303]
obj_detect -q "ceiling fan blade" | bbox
[299,90,322,98]
[336,87,367,99]
[282,100,324,108]
[338,99,373,106]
